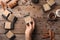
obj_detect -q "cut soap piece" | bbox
[5,31,15,39]
[2,9,11,19]
[4,21,15,30]
[24,16,34,24]
[43,3,51,11]
[7,0,18,8]
[7,13,18,23]
[8,13,15,22]
[5,21,11,29]
[3,9,11,16]
[47,0,55,6]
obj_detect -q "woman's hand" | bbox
[25,20,35,35]
[25,19,35,40]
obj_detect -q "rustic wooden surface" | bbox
[0,0,60,40]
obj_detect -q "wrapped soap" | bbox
[5,31,15,39]
[43,3,51,11]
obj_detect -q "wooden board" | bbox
[0,0,60,40]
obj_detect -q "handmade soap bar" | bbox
[5,31,14,39]
[3,9,11,16]
[8,13,15,22]
[7,0,18,8]
[2,9,11,19]
[43,4,51,11]
[24,16,33,24]
[47,0,55,6]
[5,21,11,29]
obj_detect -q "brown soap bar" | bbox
[7,0,18,8]
[43,4,51,11]
[8,13,15,22]
[5,31,15,39]
[5,21,11,29]
[47,0,55,6]
[24,16,33,24]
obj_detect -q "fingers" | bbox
[26,20,35,29]
[25,17,35,29]
[26,23,32,28]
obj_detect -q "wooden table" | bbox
[0,0,60,40]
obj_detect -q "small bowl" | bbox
[48,12,56,21]
[31,0,39,4]
[56,9,60,17]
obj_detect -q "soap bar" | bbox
[2,9,11,19]
[8,13,15,22]
[24,16,33,24]
[43,4,51,11]
[5,21,11,29]
[7,0,18,8]
[47,0,55,6]
[3,9,11,17]
[5,31,15,39]
[7,13,18,23]
[5,21,15,29]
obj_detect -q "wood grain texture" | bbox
[0,0,60,40]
